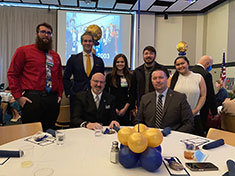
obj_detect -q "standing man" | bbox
[137,67,194,133]
[129,46,162,117]
[71,73,120,130]
[63,31,104,118]
[191,55,219,134]
[7,22,63,131]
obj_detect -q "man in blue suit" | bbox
[63,32,105,119]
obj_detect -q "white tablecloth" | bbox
[0,127,234,176]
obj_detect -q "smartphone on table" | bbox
[185,162,219,171]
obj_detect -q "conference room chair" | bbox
[0,122,42,145]
[55,92,70,129]
[206,128,235,147]
[220,113,235,133]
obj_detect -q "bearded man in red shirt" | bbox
[7,22,63,131]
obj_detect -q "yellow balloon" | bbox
[86,24,102,41]
[128,132,148,153]
[133,124,148,133]
[117,127,134,146]
[176,41,188,53]
[143,128,163,148]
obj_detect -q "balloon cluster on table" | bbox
[117,124,163,172]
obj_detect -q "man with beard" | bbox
[7,23,63,131]
[71,73,120,130]
[63,31,104,120]
[129,46,162,118]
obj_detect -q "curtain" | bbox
[0,6,57,87]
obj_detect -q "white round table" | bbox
[0,127,234,176]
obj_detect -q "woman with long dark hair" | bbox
[105,54,132,125]
[169,56,206,136]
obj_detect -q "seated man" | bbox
[136,67,194,133]
[222,98,235,116]
[71,73,120,130]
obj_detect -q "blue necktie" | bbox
[155,94,163,128]
[45,53,53,93]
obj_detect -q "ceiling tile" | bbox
[60,0,77,6]
[166,0,192,12]
[115,3,132,10]
[40,0,59,5]
[184,0,219,11]
[97,0,116,9]
[79,0,96,8]
[132,0,156,11]
[22,0,40,3]
[4,0,21,2]
[149,5,168,12]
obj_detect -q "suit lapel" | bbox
[79,53,87,77]
[162,89,174,118]
[87,90,97,110]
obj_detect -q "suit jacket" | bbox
[129,61,162,109]
[191,65,217,116]
[137,89,194,133]
[63,52,104,96]
[71,90,117,127]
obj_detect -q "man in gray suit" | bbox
[137,67,194,133]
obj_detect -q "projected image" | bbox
[66,12,122,67]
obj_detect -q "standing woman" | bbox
[105,54,132,126]
[169,56,207,136]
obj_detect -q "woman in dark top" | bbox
[105,54,132,126]
[215,80,229,107]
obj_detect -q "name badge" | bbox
[105,105,110,109]
[46,54,54,67]
[120,77,128,87]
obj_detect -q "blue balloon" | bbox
[120,144,124,149]
[119,146,139,168]
[155,145,162,153]
[140,147,162,172]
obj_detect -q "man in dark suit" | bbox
[71,73,120,130]
[136,67,194,133]
[129,46,162,118]
[191,55,218,133]
[63,32,105,119]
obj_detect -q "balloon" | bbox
[86,24,102,41]
[118,127,134,146]
[128,132,148,153]
[155,145,162,153]
[119,146,139,168]
[133,124,148,133]
[176,41,188,53]
[140,147,162,172]
[143,128,163,148]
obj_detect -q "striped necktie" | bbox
[95,95,99,109]
[86,53,91,77]
[155,94,163,128]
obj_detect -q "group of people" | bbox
[6,22,222,136]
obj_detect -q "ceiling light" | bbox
[186,0,197,3]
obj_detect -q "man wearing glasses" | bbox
[71,73,120,130]
[63,31,104,120]
[7,22,63,131]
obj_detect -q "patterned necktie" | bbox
[86,53,91,77]
[155,94,163,128]
[95,95,99,109]
[45,53,53,93]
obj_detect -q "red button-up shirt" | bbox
[7,44,64,99]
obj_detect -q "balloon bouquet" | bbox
[117,124,163,172]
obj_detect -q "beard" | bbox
[144,57,155,66]
[35,35,52,52]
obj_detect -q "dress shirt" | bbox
[83,51,94,73]
[91,90,102,104]
[155,87,168,108]
[7,44,64,99]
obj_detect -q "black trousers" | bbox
[194,115,205,137]
[22,90,60,131]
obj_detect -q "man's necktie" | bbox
[155,94,163,128]
[95,95,99,109]
[45,53,53,93]
[86,53,91,77]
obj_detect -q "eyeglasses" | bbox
[39,30,52,36]
[92,79,105,84]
